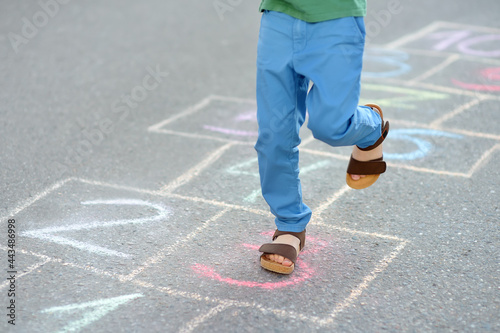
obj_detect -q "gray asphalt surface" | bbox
[1,0,499,332]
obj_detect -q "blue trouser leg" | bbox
[255,11,383,232]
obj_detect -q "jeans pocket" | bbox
[350,16,366,41]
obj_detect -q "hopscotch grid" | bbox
[9,21,500,327]
[10,177,409,329]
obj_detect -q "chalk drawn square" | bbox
[148,95,258,143]
[133,209,407,322]
[359,82,472,124]
[172,144,348,210]
[5,261,216,333]
[16,179,221,276]
[388,21,500,59]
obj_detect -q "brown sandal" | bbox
[346,104,390,190]
[258,229,306,275]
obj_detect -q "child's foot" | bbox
[259,230,306,274]
[349,142,383,181]
[263,234,301,267]
[346,103,389,190]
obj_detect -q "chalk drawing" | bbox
[226,157,259,178]
[429,30,500,57]
[41,293,143,333]
[362,49,412,78]
[192,232,327,289]
[203,125,258,137]
[203,109,258,137]
[21,199,171,258]
[234,110,257,122]
[386,129,463,160]
[452,67,500,92]
[361,84,449,110]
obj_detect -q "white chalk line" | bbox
[467,143,500,177]
[177,303,234,333]
[152,129,253,144]
[429,96,487,128]
[148,94,256,133]
[123,208,230,281]
[313,184,351,217]
[0,177,75,222]
[21,199,171,259]
[147,96,212,132]
[159,142,235,194]
[321,240,409,325]
[385,21,444,49]
[0,256,51,291]
[408,54,460,84]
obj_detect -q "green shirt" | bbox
[259,0,367,22]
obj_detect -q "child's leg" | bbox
[255,11,311,234]
[295,16,383,150]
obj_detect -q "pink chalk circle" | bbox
[192,231,329,289]
[192,259,315,290]
[457,34,500,57]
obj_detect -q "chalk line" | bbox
[321,240,409,325]
[467,143,500,177]
[385,21,443,49]
[41,294,143,333]
[148,96,212,132]
[151,129,247,144]
[177,303,234,333]
[312,185,351,217]
[0,177,74,222]
[430,97,487,127]
[21,199,171,258]
[123,208,230,281]
[159,143,234,194]
[0,257,51,291]
[408,54,460,84]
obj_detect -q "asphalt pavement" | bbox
[1,0,499,332]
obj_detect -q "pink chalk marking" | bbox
[451,80,500,92]
[192,230,330,289]
[481,67,500,81]
[192,260,314,290]
[452,67,500,91]
[234,111,257,123]
[203,125,258,137]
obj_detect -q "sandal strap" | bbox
[272,229,306,251]
[258,229,306,264]
[259,244,299,264]
[346,156,386,175]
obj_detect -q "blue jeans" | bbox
[255,11,382,232]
